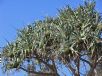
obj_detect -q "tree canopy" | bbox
[1,1,102,76]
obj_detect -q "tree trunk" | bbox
[95,64,102,76]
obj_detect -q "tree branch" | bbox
[87,53,99,76]
[80,57,92,67]
[20,66,55,76]
[32,52,55,72]
[66,63,76,75]
[96,56,102,64]
[52,60,59,76]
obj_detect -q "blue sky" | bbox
[0,0,102,76]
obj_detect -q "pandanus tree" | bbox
[1,1,102,76]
